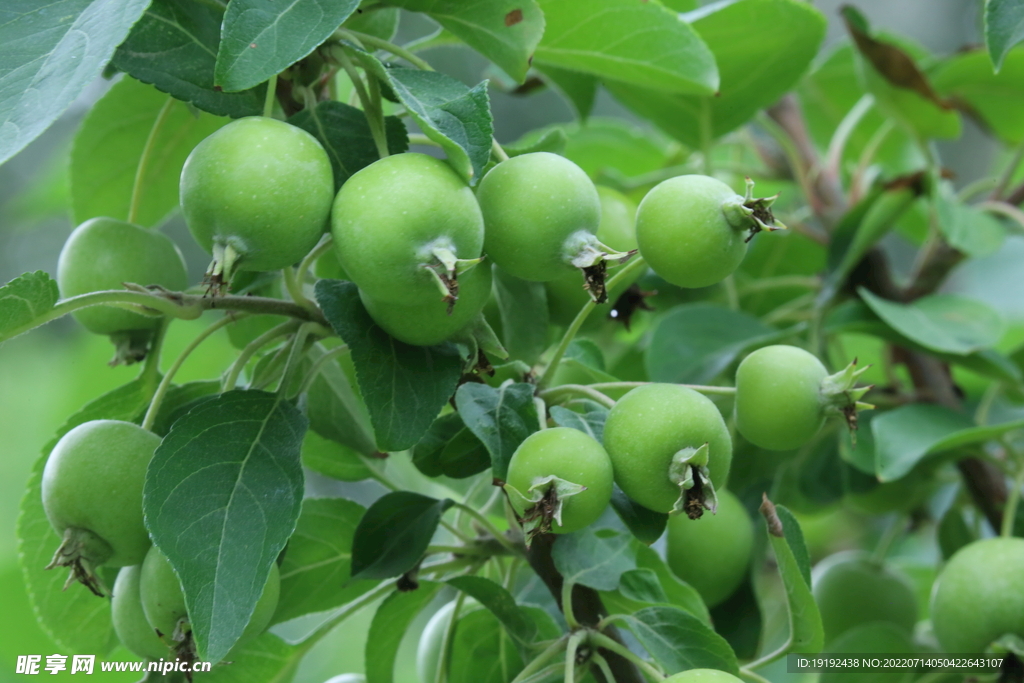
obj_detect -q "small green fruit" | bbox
[112,565,169,661]
[666,490,754,608]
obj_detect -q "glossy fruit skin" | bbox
[931,537,1024,653]
[360,262,492,346]
[546,186,639,326]
[181,117,333,273]
[113,565,169,661]
[57,218,188,335]
[477,152,600,282]
[331,153,484,304]
[735,345,828,451]
[636,175,747,288]
[140,546,280,646]
[603,385,732,514]
[663,670,744,683]
[505,427,614,534]
[666,490,754,608]
[42,420,161,567]
[812,551,918,644]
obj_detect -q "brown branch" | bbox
[1007,181,1024,207]
[525,535,644,683]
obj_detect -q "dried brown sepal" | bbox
[608,284,656,331]
[683,466,708,520]
[759,493,784,538]
[582,260,608,304]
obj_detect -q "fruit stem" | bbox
[139,315,171,390]
[491,139,510,163]
[564,629,585,681]
[1001,461,1024,538]
[509,636,569,683]
[537,256,647,390]
[141,314,241,431]
[222,319,301,392]
[263,73,278,118]
[282,265,315,313]
[129,97,175,225]
[295,234,334,286]
[293,343,351,397]
[591,654,616,683]
[452,502,525,559]
[587,632,666,681]
[335,47,390,160]
[279,322,316,398]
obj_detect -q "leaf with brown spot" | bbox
[505,8,523,26]
[840,5,951,110]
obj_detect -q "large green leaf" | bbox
[933,186,1006,258]
[365,582,440,683]
[608,487,668,547]
[216,0,360,92]
[0,272,60,344]
[350,492,453,580]
[871,403,1024,482]
[933,47,1024,145]
[0,0,151,166]
[986,0,1024,71]
[18,379,152,655]
[304,344,376,456]
[314,280,464,453]
[447,575,539,650]
[492,266,549,365]
[112,0,267,118]
[388,0,544,83]
[274,497,379,624]
[605,0,825,148]
[288,101,409,191]
[71,77,226,228]
[534,0,717,94]
[534,64,598,119]
[454,382,538,481]
[144,390,307,664]
[552,528,636,591]
[858,288,1005,355]
[646,303,790,384]
[618,605,739,675]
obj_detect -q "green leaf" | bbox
[355,51,494,182]
[605,0,825,148]
[144,390,307,663]
[447,575,539,648]
[18,379,152,654]
[302,430,374,482]
[619,605,739,675]
[550,400,608,443]
[937,505,975,561]
[412,413,491,480]
[534,0,717,95]
[446,608,527,683]
[617,568,669,604]
[305,344,377,456]
[634,544,710,624]
[933,46,1024,145]
[934,188,1006,258]
[314,280,464,452]
[504,127,569,157]
[71,77,227,228]
[274,497,379,624]
[609,486,668,546]
[825,300,1022,383]
[453,382,538,481]
[0,272,60,344]
[858,288,1005,355]
[215,0,360,92]
[344,7,400,41]
[0,0,151,166]
[871,403,1024,482]
[288,101,410,191]
[986,0,1024,71]
[646,303,790,384]
[350,492,453,580]
[534,64,598,119]
[388,0,544,83]
[760,501,824,654]
[552,528,636,591]
[112,0,267,119]
[492,265,549,365]
[365,582,441,683]
[196,631,297,683]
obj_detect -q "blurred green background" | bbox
[0,2,1011,681]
